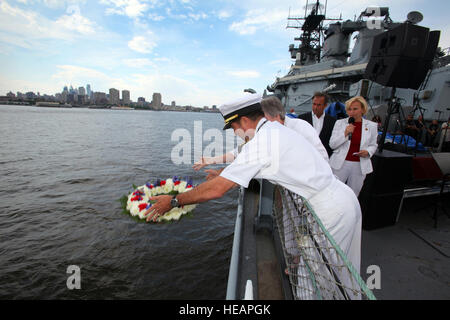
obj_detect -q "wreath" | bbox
[120,177,196,223]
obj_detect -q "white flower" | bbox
[171,208,183,221]
[177,181,187,193]
[155,186,163,195]
[163,184,173,193]
[143,185,152,198]
[184,204,196,212]
[165,179,174,188]
[179,181,187,189]
[129,202,142,216]
[138,207,148,220]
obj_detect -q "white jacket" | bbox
[329,118,378,175]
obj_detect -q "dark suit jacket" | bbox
[298,112,336,157]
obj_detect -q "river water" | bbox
[0,104,239,299]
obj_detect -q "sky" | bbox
[0,0,449,107]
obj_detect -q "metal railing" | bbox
[226,186,245,300]
[273,185,376,300]
[226,181,376,300]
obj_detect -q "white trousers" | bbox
[332,160,366,196]
[305,178,362,300]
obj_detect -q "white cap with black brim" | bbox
[219,94,263,130]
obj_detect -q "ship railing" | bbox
[434,47,450,68]
[442,47,450,56]
[272,184,376,300]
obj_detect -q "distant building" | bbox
[67,93,75,104]
[122,90,131,105]
[86,84,91,96]
[94,92,107,105]
[152,92,162,109]
[171,101,176,108]
[25,92,36,99]
[78,87,86,96]
[6,91,15,98]
[109,88,120,105]
[137,97,146,107]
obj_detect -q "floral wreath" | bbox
[121,176,196,223]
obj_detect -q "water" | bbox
[0,105,239,299]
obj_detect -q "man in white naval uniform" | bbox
[192,96,328,171]
[261,96,329,162]
[145,94,362,299]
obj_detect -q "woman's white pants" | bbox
[332,160,366,196]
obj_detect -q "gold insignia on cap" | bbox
[225,114,238,124]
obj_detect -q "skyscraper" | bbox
[152,92,162,109]
[109,88,120,105]
[86,84,91,96]
[122,90,130,105]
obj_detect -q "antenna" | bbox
[287,0,341,66]
[406,11,423,24]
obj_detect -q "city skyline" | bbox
[4,83,167,107]
[1,0,449,106]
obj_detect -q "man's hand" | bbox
[193,157,213,171]
[144,195,172,223]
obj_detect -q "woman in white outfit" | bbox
[329,96,378,196]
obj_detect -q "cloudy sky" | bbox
[0,0,449,106]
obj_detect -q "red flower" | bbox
[131,196,142,202]
[174,181,181,186]
[138,203,147,211]
[160,180,166,186]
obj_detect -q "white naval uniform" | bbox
[220,118,362,298]
[284,116,329,162]
[232,117,329,162]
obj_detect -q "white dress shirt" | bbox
[312,112,325,135]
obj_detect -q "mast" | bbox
[287,0,341,66]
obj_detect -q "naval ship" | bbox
[226,1,450,300]
[267,1,450,123]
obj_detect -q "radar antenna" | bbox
[287,0,341,66]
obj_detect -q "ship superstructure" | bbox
[268,1,450,121]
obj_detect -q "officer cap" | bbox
[219,94,262,130]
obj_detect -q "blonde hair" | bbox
[345,96,368,115]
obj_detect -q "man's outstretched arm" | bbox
[145,176,237,222]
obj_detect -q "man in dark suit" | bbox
[298,92,336,157]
